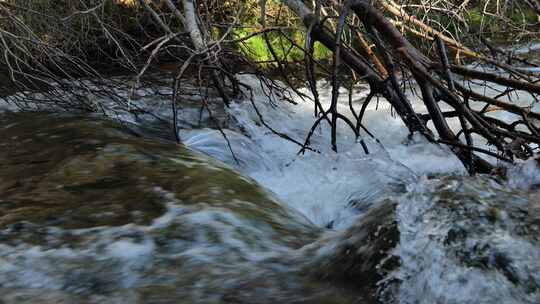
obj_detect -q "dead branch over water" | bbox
[1,0,540,174]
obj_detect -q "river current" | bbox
[0,76,539,303]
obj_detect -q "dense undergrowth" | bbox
[2,0,538,80]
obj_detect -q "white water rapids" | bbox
[1,74,540,303]
[110,74,539,229]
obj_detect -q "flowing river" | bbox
[0,75,539,303]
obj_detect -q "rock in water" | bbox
[303,199,400,303]
[0,112,315,243]
[396,176,539,304]
[304,176,539,303]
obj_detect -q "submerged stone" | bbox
[397,176,540,304]
[304,199,400,303]
[302,175,540,304]
[0,112,316,245]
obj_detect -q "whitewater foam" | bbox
[176,75,468,228]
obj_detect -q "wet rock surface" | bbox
[304,199,400,303]
[0,112,315,243]
[303,175,540,304]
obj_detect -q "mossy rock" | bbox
[0,112,317,247]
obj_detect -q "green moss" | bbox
[467,8,486,30]
[237,29,332,68]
